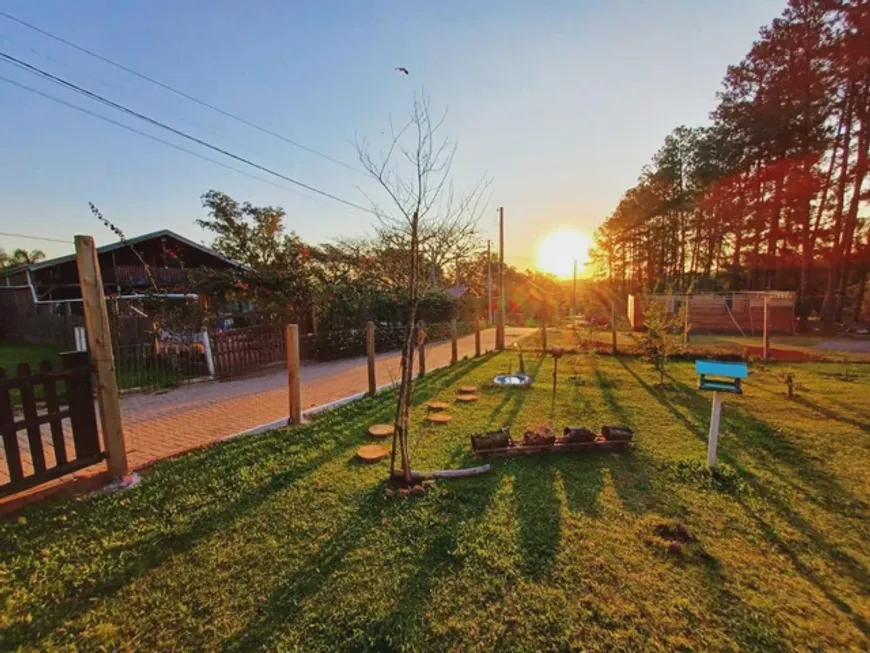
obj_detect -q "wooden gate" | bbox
[0,351,104,497]
[209,323,286,378]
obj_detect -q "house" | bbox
[0,229,242,344]
[627,292,796,335]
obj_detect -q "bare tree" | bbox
[356,92,490,484]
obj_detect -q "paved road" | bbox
[119,327,533,469]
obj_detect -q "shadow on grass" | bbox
[617,358,870,636]
[223,464,505,651]
[1,362,481,650]
[513,460,561,580]
[791,396,870,433]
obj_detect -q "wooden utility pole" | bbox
[75,235,127,478]
[486,239,492,325]
[366,321,376,396]
[763,295,770,361]
[497,208,506,350]
[286,324,302,425]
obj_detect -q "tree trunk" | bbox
[822,90,854,330]
[834,115,869,322]
[390,211,420,485]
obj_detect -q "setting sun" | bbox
[535,229,592,279]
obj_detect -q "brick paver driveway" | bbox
[121,327,533,468]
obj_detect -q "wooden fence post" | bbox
[286,324,302,425]
[418,324,426,377]
[366,321,376,396]
[201,327,216,378]
[75,235,128,478]
[475,315,481,357]
[683,295,691,346]
[450,319,458,365]
[542,320,548,350]
[763,295,770,361]
[611,297,618,355]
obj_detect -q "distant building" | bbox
[0,229,241,313]
[627,292,796,334]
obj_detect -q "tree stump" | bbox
[459,385,478,394]
[427,401,450,411]
[367,424,395,438]
[456,394,478,403]
[426,413,452,424]
[357,444,390,462]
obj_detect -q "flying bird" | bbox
[395,67,409,75]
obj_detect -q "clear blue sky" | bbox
[0,0,784,269]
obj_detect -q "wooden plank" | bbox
[17,363,47,475]
[61,351,101,460]
[11,408,72,431]
[75,235,128,477]
[0,453,105,498]
[0,367,24,482]
[40,360,68,466]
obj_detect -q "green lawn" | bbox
[1,353,868,651]
[0,343,63,373]
[0,343,201,392]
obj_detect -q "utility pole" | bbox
[572,259,578,319]
[486,240,492,325]
[497,208,506,350]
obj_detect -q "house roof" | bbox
[0,229,243,276]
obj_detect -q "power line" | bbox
[0,231,71,244]
[0,10,361,174]
[0,73,345,209]
[0,51,376,216]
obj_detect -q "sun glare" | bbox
[536,229,591,279]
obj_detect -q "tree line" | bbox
[192,189,566,331]
[591,0,869,329]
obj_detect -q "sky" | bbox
[0,0,785,273]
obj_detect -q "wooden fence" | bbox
[209,323,286,378]
[0,351,103,497]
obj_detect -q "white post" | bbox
[201,327,216,378]
[707,391,723,467]
[74,326,87,352]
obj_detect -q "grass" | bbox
[0,343,63,373]
[1,353,868,651]
[0,342,201,396]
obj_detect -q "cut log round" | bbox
[367,424,395,438]
[458,385,478,394]
[357,444,390,462]
[426,413,452,424]
[455,394,478,403]
[427,401,450,411]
